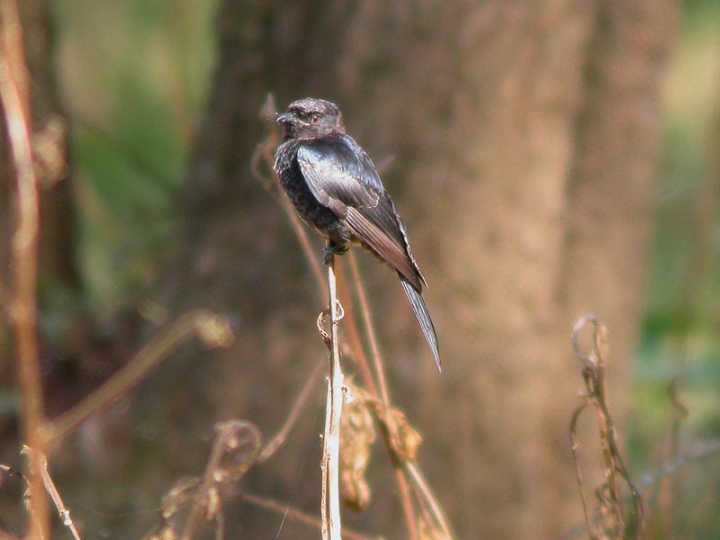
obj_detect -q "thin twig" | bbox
[569,403,595,539]
[251,94,325,295]
[45,310,232,444]
[258,362,323,463]
[0,2,48,537]
[348,252,391,406]
[404,462,454,539]
[660,376,688,536]
[236,492,378,540]
[321,256,345,540]
[22,447,81,540]
[335,267,380,396]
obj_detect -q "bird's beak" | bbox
[276,112,293,125]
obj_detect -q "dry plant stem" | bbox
[569,404,595,539]
[321,255,345,540]
[348,253,391,405]
[180,430,228,540]
[258,362,323,463]
[237,492,377,540]
[404,462,454,539]
[22,447,82,540]
[348,253,419,540]
[563,438,720,540]
[46,310,228,444]
[639,438,720,489]
[0,2,48,537]
[661,376,688,535]
[393,470,419,540]
[335,266,379,396]
[250,103,325,297]
[570,314,644,539]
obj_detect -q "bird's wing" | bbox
[297,135,424,290]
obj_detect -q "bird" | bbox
[273,97,440,371]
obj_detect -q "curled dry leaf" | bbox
[340,380,377,511]
[371,403,423,463]
[388,408,423,463]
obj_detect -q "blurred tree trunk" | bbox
[163,1,677,538]
[0,0,77,367]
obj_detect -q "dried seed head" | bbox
[340,380,377,511]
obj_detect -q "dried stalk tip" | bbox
[195,313,234,348]
[340,380,377,511]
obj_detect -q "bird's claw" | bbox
[323,243,348,265]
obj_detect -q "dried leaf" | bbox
[340,380,377,511]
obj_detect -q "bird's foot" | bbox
[323,242,348,266]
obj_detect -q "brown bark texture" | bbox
[146,1,679,538]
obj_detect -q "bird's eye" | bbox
[310,112,321,122]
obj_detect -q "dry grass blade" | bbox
[570,314,644,539]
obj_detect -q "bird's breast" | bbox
[275,142,341,237]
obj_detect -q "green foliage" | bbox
[56,0,216,314]
[630,2,720,535]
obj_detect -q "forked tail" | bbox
[399,276,441,372]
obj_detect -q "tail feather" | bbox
[399,277,441,372]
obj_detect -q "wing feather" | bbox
[297,135,423,289]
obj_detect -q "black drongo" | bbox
[274,97,440,371]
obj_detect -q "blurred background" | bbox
[1,0,719,538]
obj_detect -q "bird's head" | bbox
[276,98,345,140]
